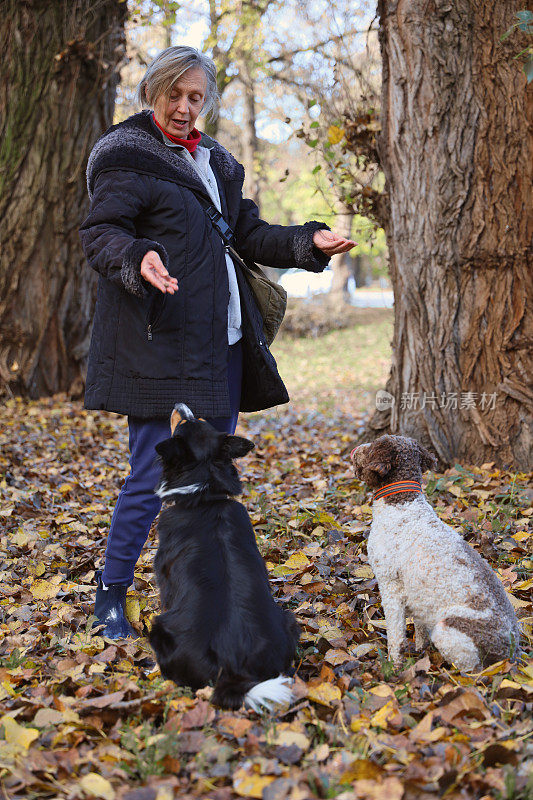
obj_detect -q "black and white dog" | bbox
[149,404,300,710]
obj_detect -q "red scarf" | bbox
[151,113,201,153]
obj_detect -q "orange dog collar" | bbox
[373,480,422,501]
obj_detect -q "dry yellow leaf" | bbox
[353,777,404,800]
[507,592,530,609]
[309,743,330,762]
[0,739,25,767]
[352,642,378,658]
[11,530,35,547]
[369,684,394,698]
[274,729,310,750]
[410,711,447,743]
[31,579,61,600]
[283,552,311,570]
[233,768,275,798]
[327,125,344,144]
[477,661,511,677]
[490,739,521,751]
[308,682,342,707]
[1,716,39,749]
[370,700,396,728]
[367,619,388,630]
[125,596,140,623]
[32,708,65,727]
[154,789,174,800]
[340,758,384,783]
[335,602,353,617]
[318,623,344,643]
[500,679,522,689]
[218,716,253,738]
[324,649,352,666]
[79,773,115,800]
[350,714,371,732]
[353,565,375,579]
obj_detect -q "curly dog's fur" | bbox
[351,435,520,671]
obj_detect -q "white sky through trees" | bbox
[126,0,376,143]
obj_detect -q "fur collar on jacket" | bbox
[86,110,245,201]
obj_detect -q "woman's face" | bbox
[152,67,208,138]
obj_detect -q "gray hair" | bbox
[135,46,219,121]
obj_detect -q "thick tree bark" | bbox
[364,0,533,470]
[0,0,126,399]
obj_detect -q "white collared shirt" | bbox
[159,134,242,345]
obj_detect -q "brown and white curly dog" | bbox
[350,435,520,671]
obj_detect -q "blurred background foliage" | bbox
[119,0,390,295]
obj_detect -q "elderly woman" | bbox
[80,46,356,639]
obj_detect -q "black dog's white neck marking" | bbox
[156,481,206,499]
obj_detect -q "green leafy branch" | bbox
[501,10,533,83]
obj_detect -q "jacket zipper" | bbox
[146,296,165,341]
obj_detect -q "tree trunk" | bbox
[330,207,356,303]
[240,64,261,210]
[365,0,532,470]
[353,254,372,289]
[0,0,126,399]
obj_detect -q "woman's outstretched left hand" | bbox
[312,229,357,256]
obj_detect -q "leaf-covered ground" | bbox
[1,318,532,800]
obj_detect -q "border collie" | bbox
[149,404,300,710]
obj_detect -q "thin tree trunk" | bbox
[240,64,261,210]
[364,0,532,470]
[330,207,356,303]
[162,0,173,48]
[0,0,126,399]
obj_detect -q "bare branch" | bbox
[266,28,370,64]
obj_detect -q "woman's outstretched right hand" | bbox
[140,251,178,294]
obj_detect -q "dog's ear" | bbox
[365,438,393,476]
[418,443,437,472]
[155,436,185,463]
[221,435,255,460]
[171,403,195,434]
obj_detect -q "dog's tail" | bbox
[212,673,293,712]
[244,675,294,713]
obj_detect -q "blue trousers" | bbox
[102,340,242,585]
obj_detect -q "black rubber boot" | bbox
[93,570,137,639]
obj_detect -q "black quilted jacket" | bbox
[79,111,330,418]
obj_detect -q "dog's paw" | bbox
[387,649,403,669]
[196,686,213,701]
